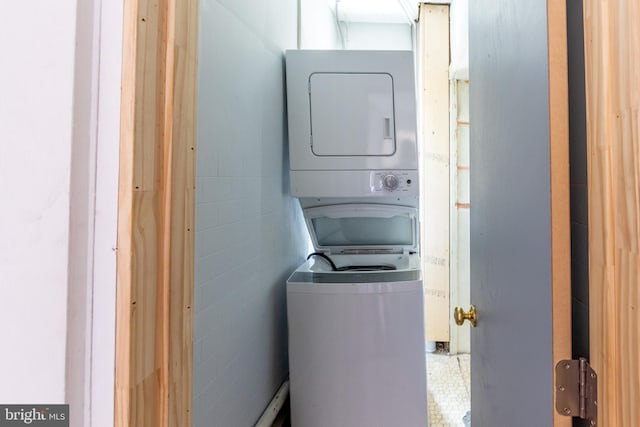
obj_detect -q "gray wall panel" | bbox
[193,1,308,426]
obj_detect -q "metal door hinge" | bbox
[555,358,598,425]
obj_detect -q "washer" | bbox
[286,210,427,427]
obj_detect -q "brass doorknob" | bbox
[454,305,477,327]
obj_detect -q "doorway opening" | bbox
[418,3,471,425]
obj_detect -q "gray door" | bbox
[469,1,572,426]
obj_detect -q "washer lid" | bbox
[303,204,419,254]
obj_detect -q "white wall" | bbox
[450,0,469,79]
[300,0,342,48]
[84,1,122,426]
[300,1,413,51]
[0,2,121,424]
[344,22,413,50]
[0,1,77,403]
[194,1,310,425]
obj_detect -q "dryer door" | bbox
[310,73,396,157]
[285,50,418,172]
[303,204,419,254]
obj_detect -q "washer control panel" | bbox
[371,171,417,193]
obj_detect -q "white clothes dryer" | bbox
[285,50,419,199]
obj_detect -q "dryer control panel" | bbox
[371,171,416,193]
[289,170,419,198]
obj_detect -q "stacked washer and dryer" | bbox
[285,50,428,427]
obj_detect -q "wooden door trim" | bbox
[547,0,572,425]
[115,0,198,425]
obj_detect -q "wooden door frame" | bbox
[115,0,198,425]
[584,0,640,425]
[547,0,573,423]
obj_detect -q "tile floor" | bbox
[427,352,471,427]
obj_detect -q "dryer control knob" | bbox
[383,174,399,191]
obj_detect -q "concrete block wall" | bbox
[193,1,310,425]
